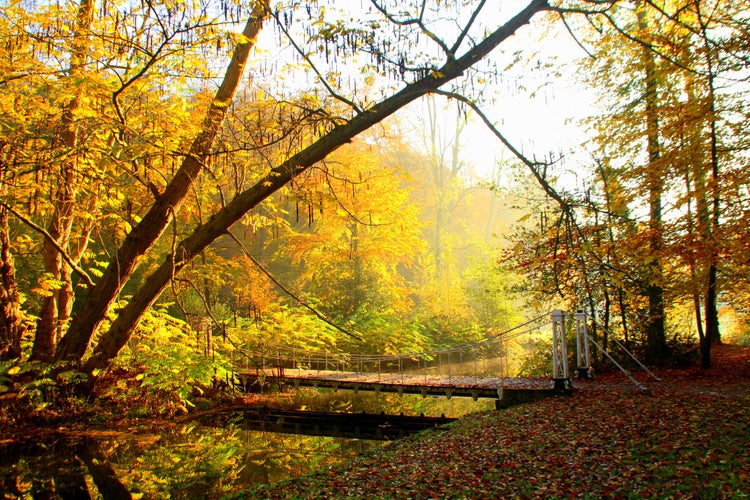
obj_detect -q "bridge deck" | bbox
[236,369,554,400]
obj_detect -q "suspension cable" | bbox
[588,320,662,382]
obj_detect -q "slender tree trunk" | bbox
[31,0,93,361]
[638,2,668,364]
[0,206,25,360]
[80,0,550,378]
[700,5,722,365]
[595,159,621,355]
[426,96,445,272]
[350,221,364,314]
[684,164,708,350]
[602,287,610,354]
[55,4,270,363]
[618,287,630,346]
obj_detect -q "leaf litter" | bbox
[240,344,750,499]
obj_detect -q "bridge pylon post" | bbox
[575,309,593,379]
[551,309,570,390]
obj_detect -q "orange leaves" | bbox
[275,136,425,317]
[253,346,750,499]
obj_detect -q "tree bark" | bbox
[638,2,668,364]
[81,0,550,376]
[55,3,270,363]
[31,0,93,361]
[0,206,25,360]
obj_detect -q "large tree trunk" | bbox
[54,4,270,363]
[80,0,550,378]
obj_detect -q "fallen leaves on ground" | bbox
[238,345,750,499]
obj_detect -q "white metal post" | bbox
[575,309,593,379]
[551,309,570,390]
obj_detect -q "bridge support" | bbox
[575,310,593,379]
[551,309,570,390]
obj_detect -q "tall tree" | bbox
[637,0,669,363]
[31,0,95,362]
[76,0,552,380]
[54,2,271,362]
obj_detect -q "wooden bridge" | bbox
[235,368,562,409]
[231,311,592,408]
[232,310,658,408]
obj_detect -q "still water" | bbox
[1,391,492,498]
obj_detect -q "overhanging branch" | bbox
[430,89,573,217]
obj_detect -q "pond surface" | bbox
[1,391,492,498]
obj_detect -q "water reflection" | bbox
[1,391,488,497]
[1,425,379,498]
[284,387,495,417]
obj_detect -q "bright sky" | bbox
[402,6,599,188]
[251,0,600,189]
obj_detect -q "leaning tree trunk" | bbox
[80,0,551,379]
[54,3,270,363]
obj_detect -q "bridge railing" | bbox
[230,310,658,392]
[230,314,552,384]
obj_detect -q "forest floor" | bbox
[238,344,750,499]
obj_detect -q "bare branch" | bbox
[371,0,452,57]
[449,0,488,56]
[272,10,363,114]
[558,11,596,59]
[588,6,710,78]
[430,89,571,213]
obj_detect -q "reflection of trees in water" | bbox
[1,438,130,499]
[1,430,242,498]
[0,424,378,498]
[76,439,131,498]
[240,431,372,485]
[4,393,471,497]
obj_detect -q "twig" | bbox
[0,202,95,287]
[226,229,363,340]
